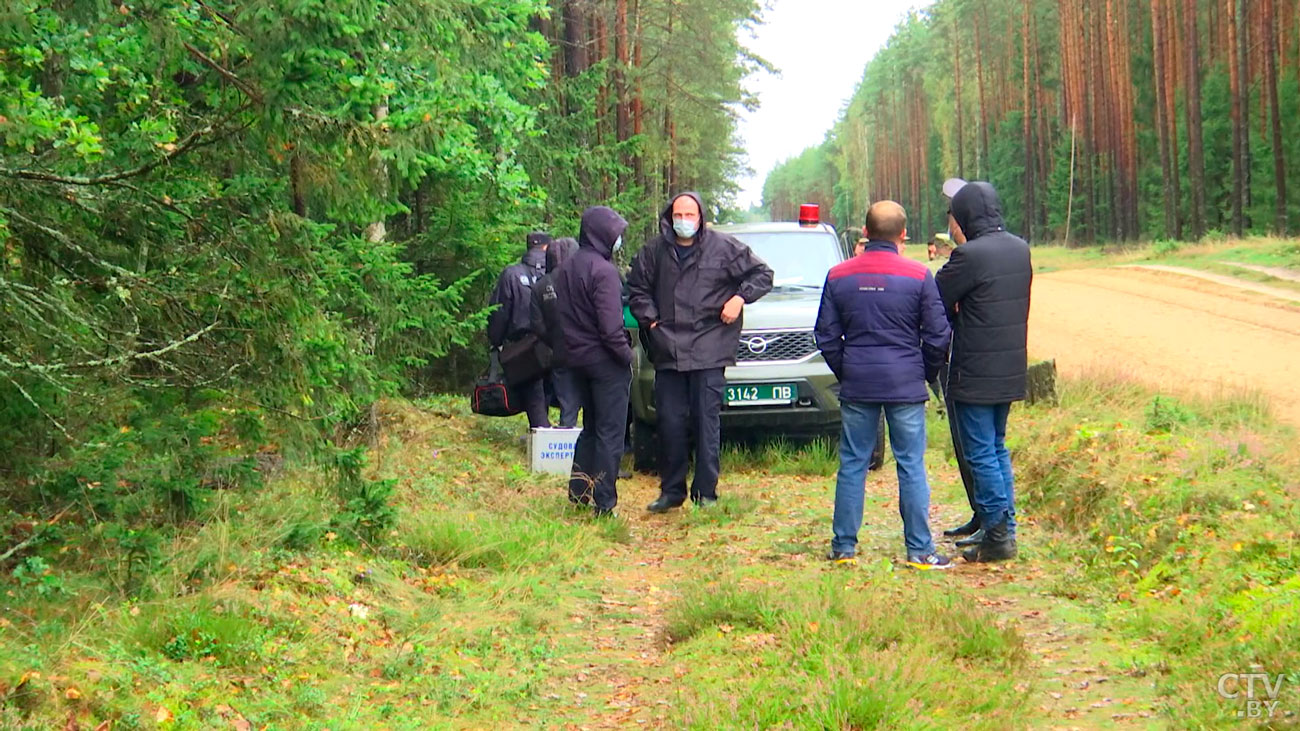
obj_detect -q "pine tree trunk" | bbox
[1263,0,1289,232]
[1120,0,1140,238]
[1152,0,1176,238]
[1239,0,1253,223]
[952,13,965,179]
[562,0,587,77]
[975,13,990,176]
[614,0,629,144]
[632,0,643,137]
[1164,0,1184,238]
[1228,0,1246,234]
[1184,0,1207,238]
[1022,0,1035,242]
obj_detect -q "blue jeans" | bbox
[953,402,1018,535]
[832,401,935,556]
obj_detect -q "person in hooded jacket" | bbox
[531,237,581,428]
[935,181,1032,563]
[935,178,983,550]
[553,207,634,516]
[488,232,551,429]
[627,192,774,512]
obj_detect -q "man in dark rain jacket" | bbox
[531,237,581,428]
[627,192,774,512]
[553,207,634,516]
[488,232,551,429]
[935,181,1032,563]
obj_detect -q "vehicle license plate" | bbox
[725,383,797,406]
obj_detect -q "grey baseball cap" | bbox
[942,177,968,199]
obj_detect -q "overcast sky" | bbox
[735,0,920,209]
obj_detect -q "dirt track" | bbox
[1029,266,1300,426]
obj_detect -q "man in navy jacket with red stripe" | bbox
[815,201,953,569]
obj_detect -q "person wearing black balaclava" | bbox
[488,231,552,429]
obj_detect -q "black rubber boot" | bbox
[943,514,981,537]
[962,520,1017,563]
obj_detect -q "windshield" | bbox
[732,231,842,291]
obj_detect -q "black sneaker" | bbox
[906,553,955,571]
[826,550,857,564]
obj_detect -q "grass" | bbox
[910,234,1300,289]
[1022,235,1300,285]
[1007,368,1300,724]
[2,379,1299,728]
[664,567,1028,728]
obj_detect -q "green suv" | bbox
[629,221,882,472]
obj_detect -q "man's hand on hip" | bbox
[721,295,745,324]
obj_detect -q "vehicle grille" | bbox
[735,330,818,364]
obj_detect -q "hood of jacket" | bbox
[546,238,578,273]
[658,191,708,243]
[578,206,628,260]
[951,181,1008,240]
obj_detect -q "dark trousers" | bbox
[939,365,977,516]
[654,368,725,503]
[518,377,550,430]
[567,360,632,511]
[551,368,581,429]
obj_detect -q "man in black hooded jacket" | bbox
[627,192,774,512]
[488,232,551,429]
[935,181,1032,563]
[553,207,634,516]
[531,237,581,428]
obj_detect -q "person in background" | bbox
[935,180,1032,563]
[530,237,581,428]
[553,208,633,517]
[627,192,773,512]
[488,232,551,429]
[816,201,953,569]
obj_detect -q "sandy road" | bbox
[1028,266,1300,426]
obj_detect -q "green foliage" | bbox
[1,0,539,526]
[10,556,67,598]
[1144,395,1197,433]
[0,0,763,538]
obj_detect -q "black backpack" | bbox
[470,351,522,417]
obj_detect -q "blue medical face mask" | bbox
[672,219,698,239]
[613,235,623,253]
